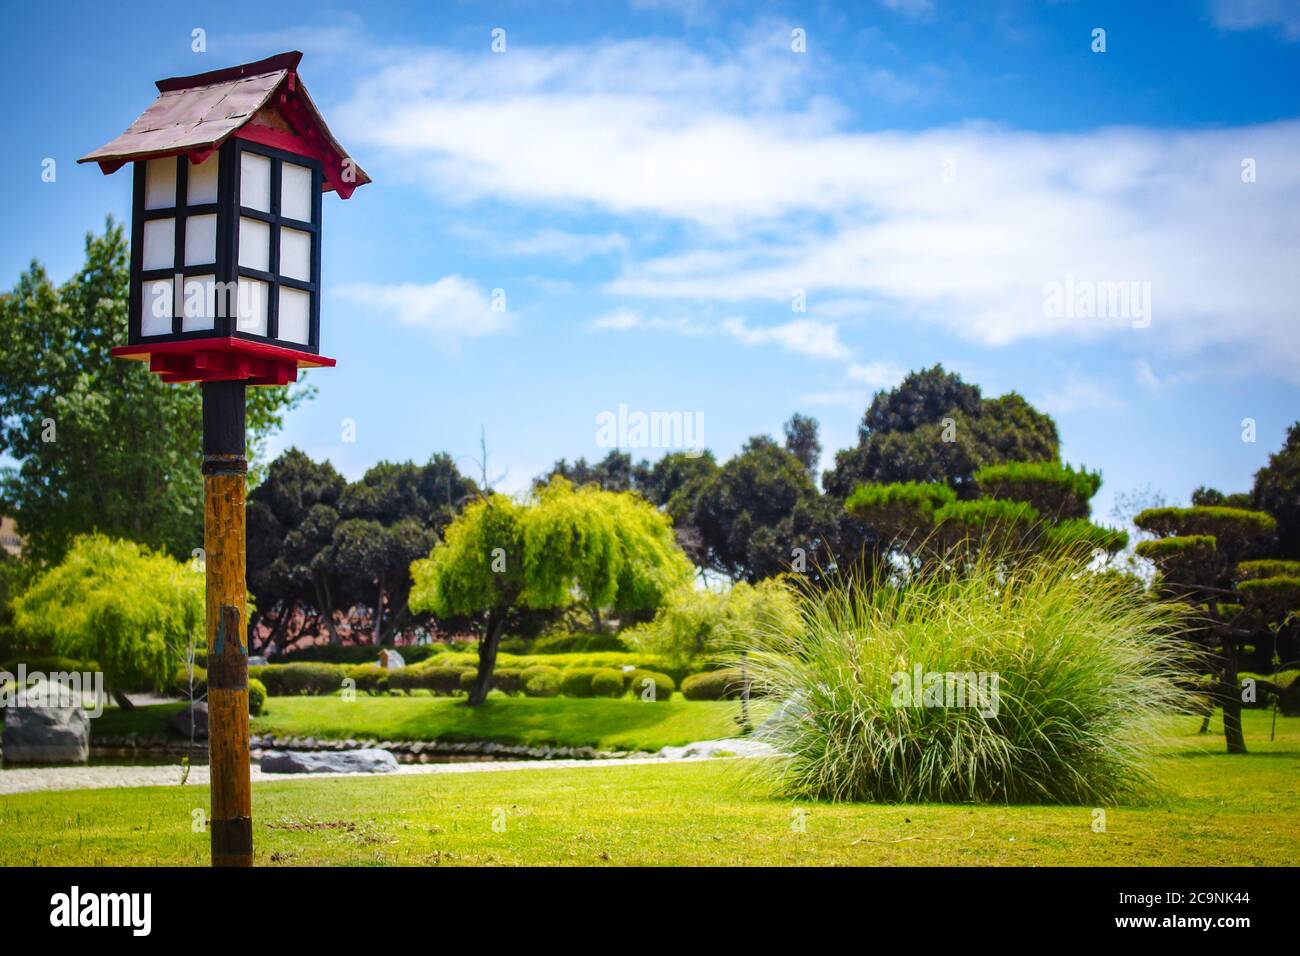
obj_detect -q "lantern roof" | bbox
[78,51,370,197]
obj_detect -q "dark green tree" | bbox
[535,450,651,493]
[783,413,822,474]
[1135,506,1282,753]
[0,220,308,563]
[691,436,836,582]
[1251,422,1300,560]
[822,365,1059,500]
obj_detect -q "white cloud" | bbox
[722,317,850,360]
[336,276,511,349]
[1211,0,1300,40]
[848,361,905,388]
[510,230,628,261]
[338,34,1300,380]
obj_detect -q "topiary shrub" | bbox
[389,666,466,695]
[845,481,957,545]
[170,665,207,699]
[624,668,674,701]
[974,461,1101,521]
[682,668,746,701]
[247,678,267,716]
[248,662,347,696]
[590,668,627,698]
[345,664,389,696]
[560,667,604,698]
[457,666,524,696]
[491,667,524,696]
[522,665,562,697]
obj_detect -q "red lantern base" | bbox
[111,337,335,386]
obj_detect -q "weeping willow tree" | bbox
[12,534,204,708]
[410,477,693,705]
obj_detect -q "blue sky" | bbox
[4,0,1299,528]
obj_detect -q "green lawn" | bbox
[94,695,764,753]
[2,710,1296,866]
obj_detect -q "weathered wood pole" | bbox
[202,380,252,867]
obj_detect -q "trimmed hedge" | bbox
[625,669,675,702]
[390,666,467,696]
[590,668,627,698]
[414,650,689,685]
[248,662,347,696]
[1134,506,1276,559]
[248,678,267,715]
[1237,559,1300,582]
[974,461,1101,520]
[345,664,390,696]
[521,665,562,697]
[682,668,747,701]
[458,667,525,696]
[560,667,604,698]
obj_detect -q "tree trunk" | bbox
[111,688,135,711]
[466,610,506,707]
[1220,642,1247,754]
[313,574,340,646]
[380,597,410,645]
[374,576,385,646]
[266,598,297,655]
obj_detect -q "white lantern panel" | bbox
[184,214,218,267]
[144,159,176,210]
[181,275,217,332]
[141,218,175,271]
[240,152,272,212]
[281,162,313,222]
[278,287,311,345]
[236,278,269,336]
[238,217,271,271]
[141,279,174,336]
[279,228,312,281]
[186,154,220,205]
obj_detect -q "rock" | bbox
[248,656,269,667]
[260,748,399,774]
[1,681,90,764]
[656,738,778,760]
[378,648,405,670]
[170,702,209,739]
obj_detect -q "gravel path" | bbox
[0,739,776,795]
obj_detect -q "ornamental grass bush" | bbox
[743,548,1191,804]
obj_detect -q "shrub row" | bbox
[681,668,749,701]
[236,660,705,701]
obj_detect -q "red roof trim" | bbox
[113,337,335,365]
[156,52,303,93]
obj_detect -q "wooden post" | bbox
[202,380,252,867]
